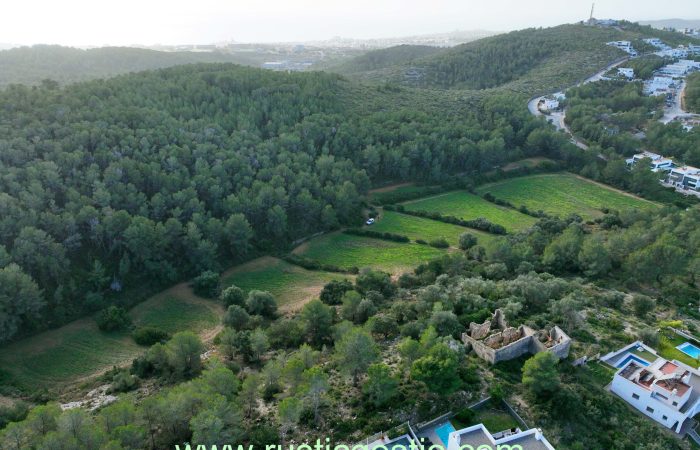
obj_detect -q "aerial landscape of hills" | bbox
[1,10,700,450]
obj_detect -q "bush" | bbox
[245,290,278,318]
[132,327,170,346]
[458,233,477,250]
[220,285,245,307]
[454,407,476,425]
[192,271,220,298]
[638,328,660,347]
[428,238,450,248]
[108,370,140,393]
[96,306,132,332]
[320,279,354,305]
[632,294,655,318]
[223,305,251,330]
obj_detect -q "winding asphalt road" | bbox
[527,58,630,151]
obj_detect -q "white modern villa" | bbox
[625,151,675,172]
[367,418,555,450]
[605,342,700,433]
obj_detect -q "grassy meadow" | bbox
[222,256,350,312]
[475,173,657,219]
[0,283,222,392]
[402,191,538,232]
[372,210,501,249]
[293,232,446,274]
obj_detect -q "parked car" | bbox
[366,218,375,225]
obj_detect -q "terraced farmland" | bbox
[222,256,350,312]
[372,210,501,249]
[475,173,657,219]
[293,232,446,274]
[402,191,538,232]
[0,283,222,391]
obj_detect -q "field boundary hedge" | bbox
[385,206,507,235]
[479,192,550,219]
[281,254,359,274]
[343,228,410,243]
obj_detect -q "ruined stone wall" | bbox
[463,323,572,364]
[491,335,536,364]
[547,326,572,359]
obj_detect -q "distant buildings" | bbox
[539,98,560,112]
[657,59,700,78]
[626,151,700,193]
[607,40,638,56]
[643,38,671,51]
[643,76,675,96]
[261,60,314,71]
[668,166,700,191]
[618,67,635,79]
[626,151,675,172]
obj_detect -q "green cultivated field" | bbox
[0,284,222,391]
[293,232,446,274]
[372,210,500,249]
[475,173,657,219]
[222,256,350,311]
[402,191,537,232]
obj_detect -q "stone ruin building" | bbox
[461,309,571,364]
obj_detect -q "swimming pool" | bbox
[434,422,456,446]
[386,437,412,450]
[677,342,700,359]
[616,353,650,368]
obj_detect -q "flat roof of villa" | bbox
[502,433,553,450]
[459,428,494,449]
[657,377,691,397]
[661,361,679,375]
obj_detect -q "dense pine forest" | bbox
[0,63,547,342]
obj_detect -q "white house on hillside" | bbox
[618,67,634,79]
[539,98,560,112]
[668,166,700,192]
[626,151,675,172]
[447,425,555,450]
[611,356,700,433]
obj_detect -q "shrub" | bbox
[132,327,170,346]
[638,328,660,347]
[454,408,476,425]
[458,233,477,250]
[192,271,220,298]
[108,370,140,393]
[632,294,655,318]
[428,238,450,248]
[96,306,132,332]
[320,279,354,305]
[245,290,278,318]
[223,305,251,330]
[220,285,245,307]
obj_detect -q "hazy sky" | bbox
[2,0,700,46]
